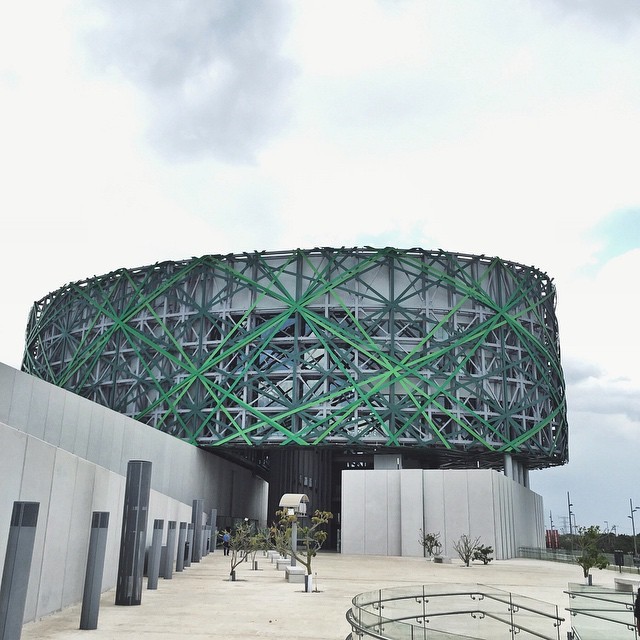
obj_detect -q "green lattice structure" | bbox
[22,247,567,469]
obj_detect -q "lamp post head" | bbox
[279,493,309,516]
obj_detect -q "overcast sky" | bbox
[1,0,639,535]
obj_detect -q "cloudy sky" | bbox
[1,0,639,535]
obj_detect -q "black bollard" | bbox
[115,460,152,605]
[191,500,203,563]
[184,524,194,568]
[162,522,177,579]
[209,510,217,554]
[0,501,40,640]
[146,520,163,590]
[175,522,187,572]
[80,512,110,630]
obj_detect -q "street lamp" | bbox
[628,498,638,559]
[567,492,574,536]
[548,511,561,550]
[567,492,574,555]
[279,493,309,568]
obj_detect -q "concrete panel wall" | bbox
[0,363,267,519]
[342,468,544,560]
[399,470,423,557]
[441,471,470,554]
[0,362,267,624]
[492,472,511,559]
[363,472,390,555]
[0,426,27,570]
[423,470,445,546]
[466,471,496,555]
[341,471,365,554]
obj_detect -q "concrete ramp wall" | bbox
[0,363,267,623]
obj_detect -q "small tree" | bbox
[575,525,609,579]
[418,530,442,557]
[473,544,494,565]
[249,527,272,569]
[228,521,253,580]
[270,518,291,559]
[276,508,333,592]
[453,534,481,567]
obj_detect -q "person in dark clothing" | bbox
[222,530,230,556]
[634,588,640,631]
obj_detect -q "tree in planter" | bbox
[249,527,272,569]
[269,518,291,559]
[418,530,442,558]
[575,525,608,581]
[453,534,481,567]
[276,509,333,592]
[473,544,494,565]
[228,521,253,581]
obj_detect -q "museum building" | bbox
[1,247,568,621]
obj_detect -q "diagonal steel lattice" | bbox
[22,247,567,468]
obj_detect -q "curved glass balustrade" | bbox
[346,583,564,640]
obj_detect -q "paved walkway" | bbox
[21,552,621,639]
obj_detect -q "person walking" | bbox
[222,530,230,556]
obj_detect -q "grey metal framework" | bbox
[22,247,567,470]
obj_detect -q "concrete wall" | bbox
[0,363,267,623]
[341,469,544,560]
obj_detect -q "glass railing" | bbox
[565,582,638,639]
[346,583,564,640]
[520,547,640,574]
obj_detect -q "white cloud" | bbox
[559,249,640,385]
[81,0,295,162]
[1,0,640,530]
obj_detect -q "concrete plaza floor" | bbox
[20,551,623,639]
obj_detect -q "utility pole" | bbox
[567,492,574,555]
[548,511,557,549]
[629,498,638,559]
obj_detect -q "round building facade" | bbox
[23,247,568,535]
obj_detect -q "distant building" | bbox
[23,247,567,551]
